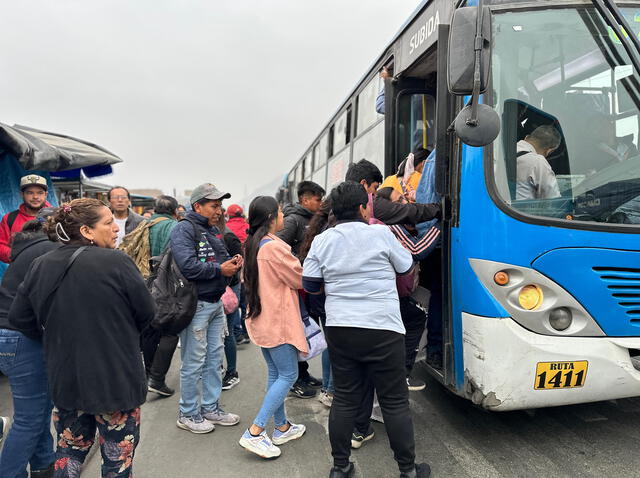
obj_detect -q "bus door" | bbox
[384,27,458,389]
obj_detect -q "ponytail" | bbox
[242,196,279,318]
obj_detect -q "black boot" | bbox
[329,462,355,478]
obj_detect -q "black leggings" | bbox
[325,326,416,473]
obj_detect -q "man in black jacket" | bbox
[277,180,325,399]
[278,181,325,256]
[171,183,243,434]
[345,159,440,225]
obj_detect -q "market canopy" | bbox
[0,123,122,175]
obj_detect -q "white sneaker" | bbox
[239,429,281,458]
[202,408,240,426]
[176,413,215,434]
[318,390,334,408]
[272,422,306,445]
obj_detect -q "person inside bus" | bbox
[303,181,430,478]
[379,149,430,202]
[590,114,639,168]
[516,125,562,200]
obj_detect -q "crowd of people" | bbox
[0,149,442,478]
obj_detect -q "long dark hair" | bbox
[299,199,333,262]
[243,196,279,319]
[396,148,430,177]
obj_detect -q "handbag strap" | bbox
[39,246,87,331]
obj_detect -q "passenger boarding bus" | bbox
[277,0,640,410]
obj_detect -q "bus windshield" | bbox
[491,7,640,225]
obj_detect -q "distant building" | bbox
[129,188,164,198]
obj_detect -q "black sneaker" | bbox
[289,380,316,398]
[241,334,251,344]
[222,371,240,390]
[407,376,426,391]
[148,379,175,397]
[30,463,55,477]
[426,352,443,370]
[351,424,375,449]
[399,463,431,478]
[302,375,323,389]
[0,416,8,444]
[329,462,355,478]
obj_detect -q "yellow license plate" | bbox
[534,361,588,390]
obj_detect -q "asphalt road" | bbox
[3,342,640,478]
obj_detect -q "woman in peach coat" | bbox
[238,196,308,459]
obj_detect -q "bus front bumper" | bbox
[462,312,640,411]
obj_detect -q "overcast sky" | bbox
[0,0,419,205]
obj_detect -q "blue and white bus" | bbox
[279,0,640,410]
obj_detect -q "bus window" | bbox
[312,144,319,171]
[357,75,383,135]
[327,149,350,190]
[346,105,352,145]
[328,126,335,158]
[317,133,329,170]
[333,109,349,153]
[313,165,327,191]
[352,120,385,173]
[396,92,435,165]
[303,155,311,179]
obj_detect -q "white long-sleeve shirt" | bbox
[516,140,561,200]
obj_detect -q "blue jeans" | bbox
[0,329,54,478]
[179,300,226,417]
[224,314,237,374]
[231,283,244,339]
[254,344,298,428]
[322,348,334,393]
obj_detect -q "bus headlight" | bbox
[549,307,572,331]
[518,285,543,310]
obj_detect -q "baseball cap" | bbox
[20,174,48,192]
[227,204,243,217]
[190,183,231,205]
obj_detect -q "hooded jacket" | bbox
[276,203,315,257]
[226,216,249,244]
[170,211,230,303]
[0,202,52,263]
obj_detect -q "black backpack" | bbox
[147,248,198,335]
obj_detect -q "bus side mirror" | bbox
[448,5,500,147]
[447,6,491,95]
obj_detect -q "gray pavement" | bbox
[4,342,640,477]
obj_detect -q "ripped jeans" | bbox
[178,300,226,417]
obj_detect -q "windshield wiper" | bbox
[592,0,640,75]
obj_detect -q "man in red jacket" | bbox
[226,204,248,244]
[0,174,51,263]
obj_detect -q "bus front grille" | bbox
[593,267,640,324]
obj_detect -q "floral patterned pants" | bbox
[52,407,140,478]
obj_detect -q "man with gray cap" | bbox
[170,183,243,434]
[0,174,52,263]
